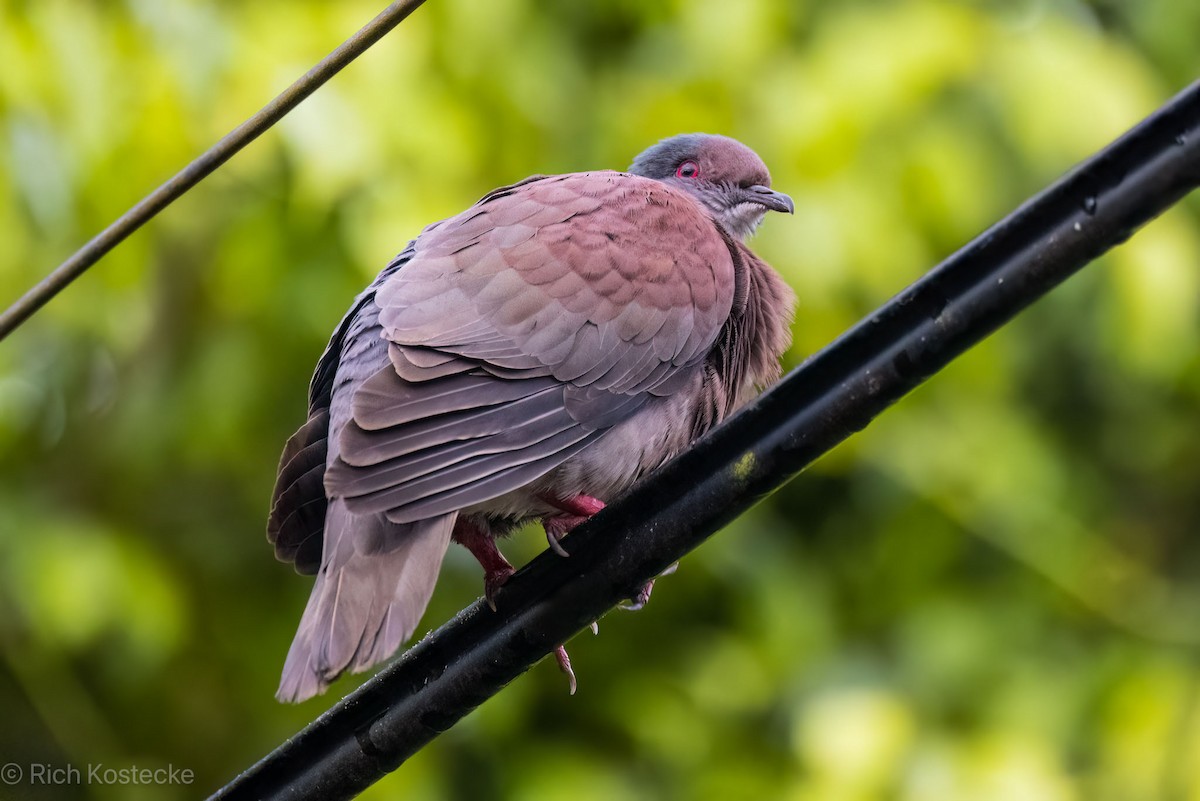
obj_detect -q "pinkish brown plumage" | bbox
[267,134,796,702]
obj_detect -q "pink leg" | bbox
[452,518,513,611]
[543,494,606,518]
[540,494,606,557]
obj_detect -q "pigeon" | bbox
[267,133,796,703]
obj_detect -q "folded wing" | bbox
[325,172,740,520]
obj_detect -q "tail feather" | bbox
[277,500,454,703]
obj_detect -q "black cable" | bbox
[209,79,1200,801]
[0,0,429,342]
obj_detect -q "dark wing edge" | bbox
[267,245,417,574]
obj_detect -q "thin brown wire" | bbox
[0,0,429,341]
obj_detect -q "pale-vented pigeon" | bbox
[267,134,796,702]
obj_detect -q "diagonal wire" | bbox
[0,0,429,342]
[210,80,1200,800]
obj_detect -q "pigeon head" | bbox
[629,133,794,240]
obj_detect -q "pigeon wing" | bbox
[325,171,739,522]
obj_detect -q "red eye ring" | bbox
[676,161,700,179]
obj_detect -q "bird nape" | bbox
[266,133,796,703]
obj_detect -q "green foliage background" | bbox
[3,0,1200,798]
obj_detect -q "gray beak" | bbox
[747,185,795,215]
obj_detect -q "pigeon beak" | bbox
[747,185,795,215]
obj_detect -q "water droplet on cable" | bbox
[1082,196,1097,215]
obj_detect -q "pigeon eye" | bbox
[676,161,700,179]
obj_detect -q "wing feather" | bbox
[344,425,597,519]
[381,433,601,524]
[338,380,569,467]
[352,370,557,431]
[388,346,472,382]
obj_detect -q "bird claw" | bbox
[483,566,515,612]
[619,579,655,611]
[545,523,570,558]
[540,494,606,559]
[620,562,678,611]
[554,645,577,695]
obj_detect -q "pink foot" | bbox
[621,580,656,612]
[543,514,585,556]
[620,561,679,611]
[540,494,606,558]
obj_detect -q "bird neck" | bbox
[711,244,797,417]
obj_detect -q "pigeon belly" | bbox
[459,370,709,523]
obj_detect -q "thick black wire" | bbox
[210,80,1200,801]
[0,0,428,342]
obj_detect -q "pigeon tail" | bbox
[277,500,454,703]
